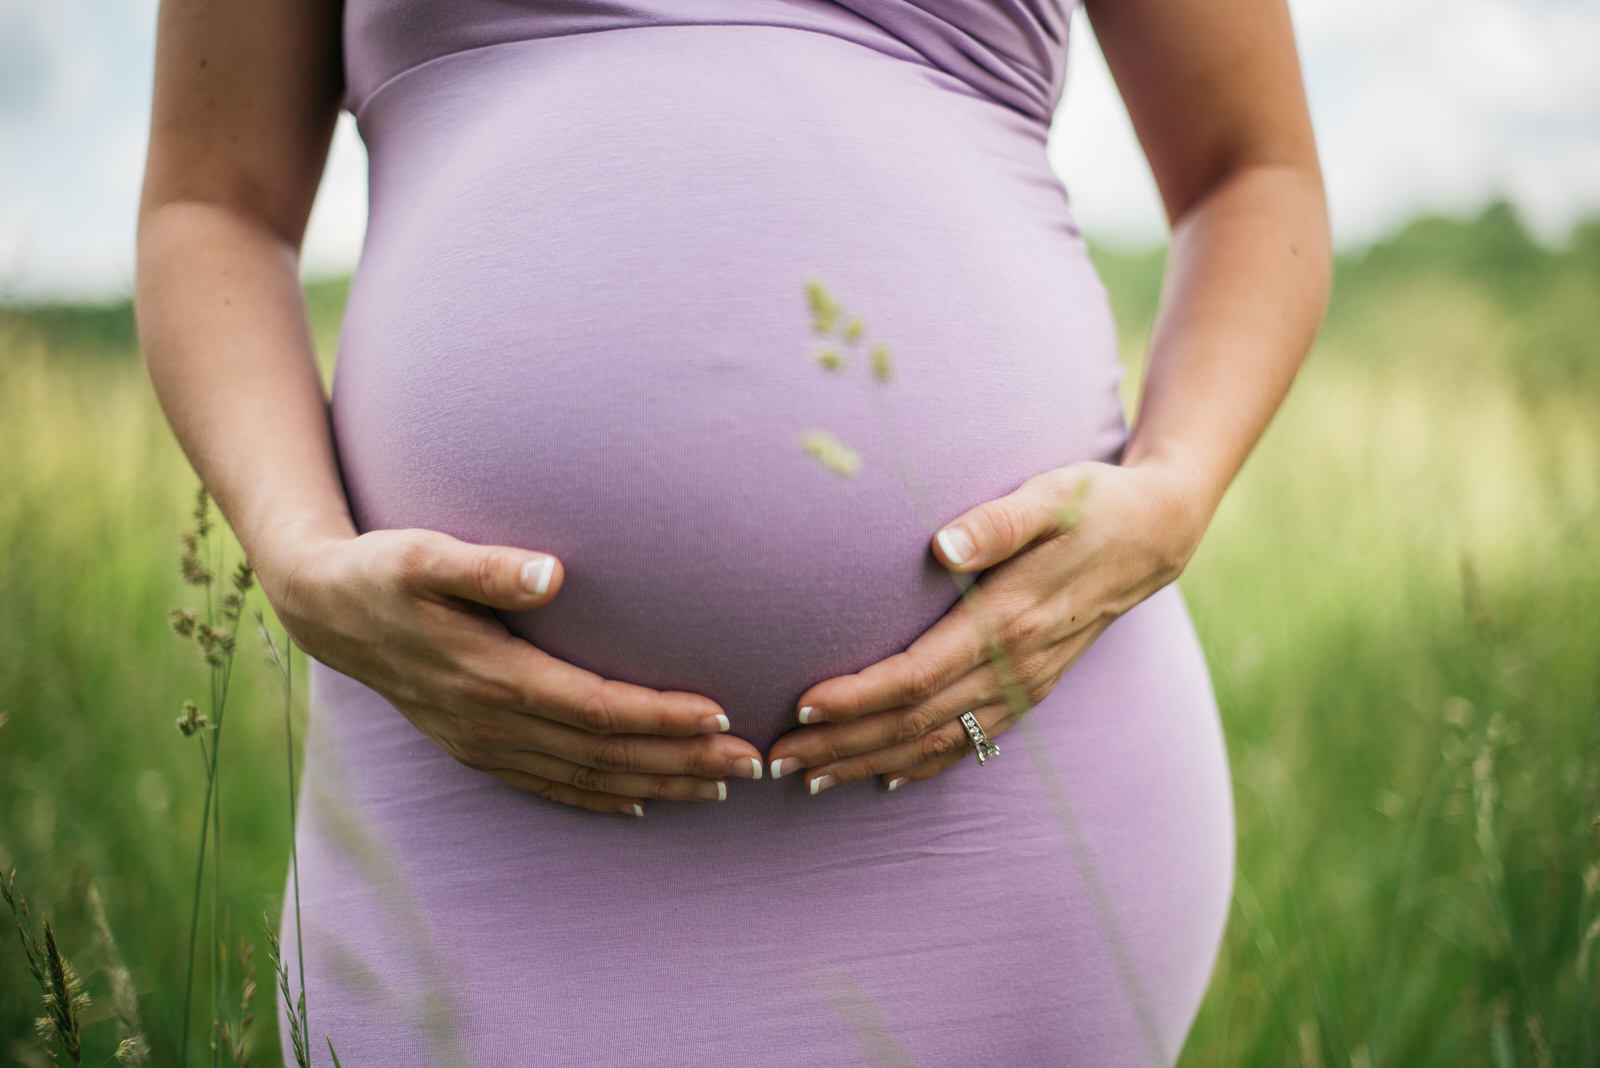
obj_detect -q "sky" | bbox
[2,0,1597,301]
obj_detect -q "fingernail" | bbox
[628,803,644,817]
[698,713,731,733]
[809,774,838,795]
[694,780,728,801]
[521,555,556,596]
[886,777,907,791]
[936,526,974,566]
[729,757,762,780]
[770,757,802,779]
[798,705,823,724]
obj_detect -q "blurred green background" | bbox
[1,201,1596,1066]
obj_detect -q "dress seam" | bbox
[349,19,987,127]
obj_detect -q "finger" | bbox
[932,467,1090,573]
[483,767,644,817]
[798,702,1007,794]
[489,636,738,738]
[886,744,966,792]
[487,750,735,803]
[882,708,1023,791]
[793,595,987,724]
[528,715,763,779]
[395,528,565,610]
[768,663,999,772]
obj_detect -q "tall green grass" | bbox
[1,202,1595,1064]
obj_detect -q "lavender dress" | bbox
[280,2,1235,1063]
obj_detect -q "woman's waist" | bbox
[302,585,1218,814]
[329,383,1127,747]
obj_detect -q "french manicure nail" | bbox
[886,777,907,791]
[521,555,555,596]
[809,774,838,795]
[694,780,728,801]
[798,705,823,724]
[936,527,974,567]
[729,757,762,780]
[629,803,644,817]
[698,713,731,733]
[770,757,801,779]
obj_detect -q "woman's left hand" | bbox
[765,459,1207,793]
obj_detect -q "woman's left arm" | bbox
[763,0,1332,791]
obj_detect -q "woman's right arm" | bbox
[135,0,762,814]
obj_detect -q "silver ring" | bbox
[959,711,999,766]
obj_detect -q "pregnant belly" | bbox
[332,25,1127,749]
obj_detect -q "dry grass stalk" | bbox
[812,968,917,1068]
[265,916,312,1068]
[169,489,341,1064]
[3,870,88,1065]
[302,766,473,1064]
[87,884,149,1065]
[212,938,257,1067]
[168,487,256,1068]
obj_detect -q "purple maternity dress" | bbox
[280,1,1236,1063]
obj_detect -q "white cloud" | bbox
[0,0,156,297]
[1047,16,1164,245]
[1049,0,1600,248]
[303,116,370,281]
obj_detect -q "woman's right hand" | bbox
[255,525,764,816]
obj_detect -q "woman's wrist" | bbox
[242,507,358,619]
[1113,442,1226,576]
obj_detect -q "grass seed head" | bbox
[804,278,841,336]
[797,429,862,478]
[89,883,148,1066]
[869,342,894,382]
[38,921,87,1065]
[191,486,213,537]
[176,699,207,737]
[179,532,211,587]
[815,346,846,372]
[264,912,313,1068]
[167,606,197,638]
[227,938,259,1067]
[1055,476,1094,532]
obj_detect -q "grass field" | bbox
[2,202,1596,1065]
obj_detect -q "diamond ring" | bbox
[959,711,999,765]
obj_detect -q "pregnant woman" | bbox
[136,0,1328,1063]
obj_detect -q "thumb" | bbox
[400,529,565,609]
[932,470,1078,572]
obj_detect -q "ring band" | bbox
[959,711,999,765]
